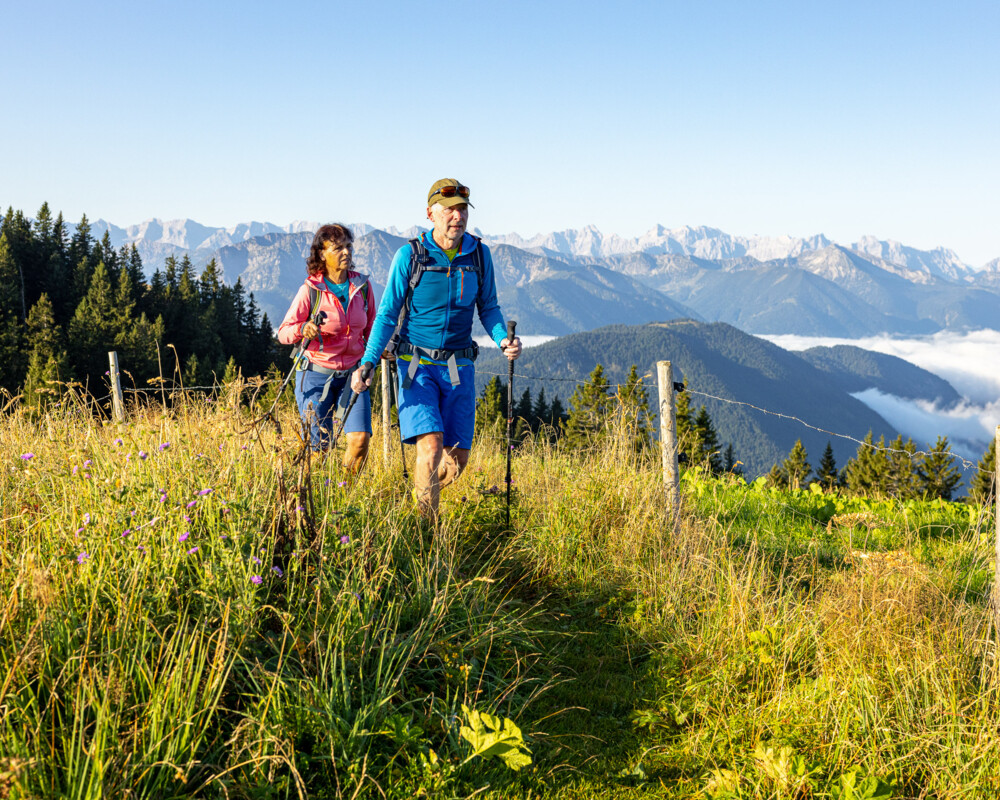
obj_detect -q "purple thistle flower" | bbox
[186,501,197,509]
[83,473,91,479]
[138,451,148,460]
[122,529,131,537]
[250,575,263,585]
[197,488,213,496]
[338,481,347,487]
[158,442,170,452]
[20,453,35,460]
[159,495,167,503]
[75,527,83,536]
[251,556,262,565]
[137,545,146,553]
[272,566,283,577]
[77,552,89,564]
[83,513,90,525]
[73,466,78,475]
[220,534,228,540]
[83,459,92,468]
[340,534,350,545]
[179,531,190,542]
[183,514,191,522]
[114,438,123,446]
[187,547,199,554]
[325,478,331,486]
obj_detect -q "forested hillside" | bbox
[476,320,905,476]
[0,205,277,400]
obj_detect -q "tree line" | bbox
[0,204,277,404]
[480,361,996,504]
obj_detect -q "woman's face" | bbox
[322,239,352,275]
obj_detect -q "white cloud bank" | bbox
[762,329,1000,462]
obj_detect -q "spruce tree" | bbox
[0,234,27,393]
[918,436,963,501]
[816,442,840,491]
[548,396,566,438]
[563,364,612,449]
[969,441,996,504]
[693,405,722,472]
[475,376,505,435]
[615,364,653,453]
[23,294,71,406]
[844,432,890,497]
[67,261,125,388]
[532,387,549,432]
[781,439,812,490]
[886,435,920,500]
[675,383,694,463]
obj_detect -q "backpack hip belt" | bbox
[298,360,358,404]
[394,340,479,389]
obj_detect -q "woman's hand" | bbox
[301,321,319,341]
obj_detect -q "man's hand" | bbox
[351,364,374,393]
[301,321,319,341]
[500,337,522,361]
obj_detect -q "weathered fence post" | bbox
[381,363,391,466]
[108,351,125,423]
[657,361,680,518]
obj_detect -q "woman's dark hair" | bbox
[306,223,354,275]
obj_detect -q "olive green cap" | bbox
[427,178,474,209]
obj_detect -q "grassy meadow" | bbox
[1,382,999,799]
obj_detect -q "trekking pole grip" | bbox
[507,320,517,344]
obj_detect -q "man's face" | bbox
[427,202,468,243]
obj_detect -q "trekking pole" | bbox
[505,320,517,529]
[329,362,373,450]
[389,359,409,480]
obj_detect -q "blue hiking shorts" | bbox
[294,365,371,450]
[397,359,476,450]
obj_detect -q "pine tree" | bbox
[781,439,812,490]
[918,436,963,501]
[767,462,788,488]
[563,364,611,449]
[969,441,996,504]
[815,442,840,491]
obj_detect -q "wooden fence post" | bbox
[381,363,391,466]
[657,361,680,518]
[108,351,125,423]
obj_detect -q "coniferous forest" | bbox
[0,204,277,404]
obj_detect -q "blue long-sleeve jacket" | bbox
[360,231,508,367]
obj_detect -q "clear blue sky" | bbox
[2,0,998,264]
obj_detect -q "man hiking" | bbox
[351,178,521,518]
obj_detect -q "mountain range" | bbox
[86,218,1000,338]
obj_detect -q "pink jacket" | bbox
[276,271,377,371]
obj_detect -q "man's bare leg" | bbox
[414,432,445,518]
[343,432,370,473]
[437,446,470,489]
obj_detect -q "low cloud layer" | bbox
[764,329,1000,463]
[764,329,1000,405]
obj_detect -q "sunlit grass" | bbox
[2,386,999,798]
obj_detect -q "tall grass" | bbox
[2,387,999,798]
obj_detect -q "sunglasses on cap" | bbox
[429,184,471,200]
